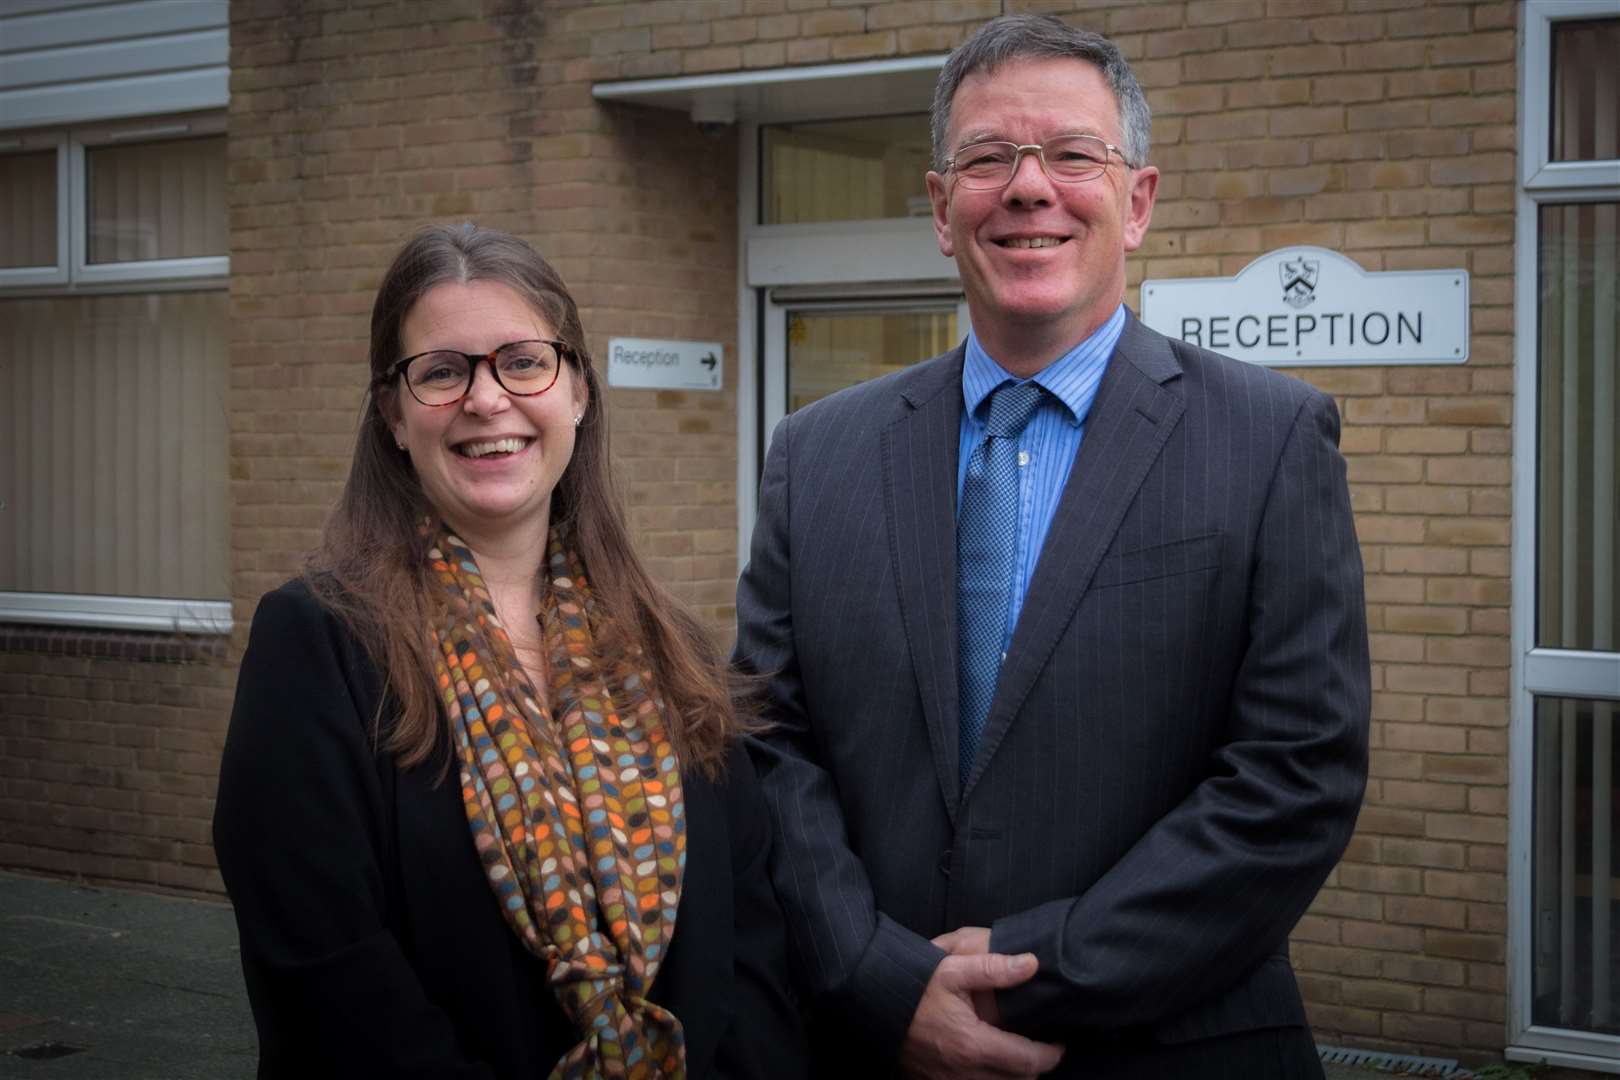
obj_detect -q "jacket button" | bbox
[938,850,951,878]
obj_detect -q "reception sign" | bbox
[606,338,723,391]
[1140,246,1468,366]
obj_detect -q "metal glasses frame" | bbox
[945,134,1134,190]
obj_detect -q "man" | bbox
[735,14,1369,1079]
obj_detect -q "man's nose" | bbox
[1001,148,1055,204]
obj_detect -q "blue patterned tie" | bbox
[957,380,1047,785]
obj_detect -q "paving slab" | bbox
[0,871,255,1080]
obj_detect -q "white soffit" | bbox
[592,55,946,125]
[0,0,229,129]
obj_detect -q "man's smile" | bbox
[995,236,1068,249]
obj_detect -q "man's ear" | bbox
[1121,165,1158,253]
[926,171,955,259]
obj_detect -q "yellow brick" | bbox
[831,30,897,60]
[1425,813,1506,845]
[1382,779,1468,813]
[1386,895,1468,930]
[1384,1012,1464,1046]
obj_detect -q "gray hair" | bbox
[930,14,1151,173]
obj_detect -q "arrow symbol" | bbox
[701,353,717,371]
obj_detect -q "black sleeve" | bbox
[212,583,494,1079]
[711,742,810,1079]
[734,413,945,1064]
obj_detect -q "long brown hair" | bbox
[307,222,745,778]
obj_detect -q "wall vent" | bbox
[1317,1044,1465,1077]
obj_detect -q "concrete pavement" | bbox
[0,865,1408,1079]
[0,868,1603,1079]
[0,871,253,1079]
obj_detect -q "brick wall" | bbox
[0,633,233,895]
[1,0,1527,1064]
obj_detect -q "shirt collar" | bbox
[962,305,1126,428]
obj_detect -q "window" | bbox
[761,114,933,224]
[0,113,229,633]
[1512,2,1620,1070]
[0,148,60,273]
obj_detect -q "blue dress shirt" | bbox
[956,305,1124,647]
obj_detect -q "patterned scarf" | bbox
[426,523,687,1079]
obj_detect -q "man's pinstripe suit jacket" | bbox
[735,312,1370,1074]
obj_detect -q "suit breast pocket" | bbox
[1091,532,1223,589]
[1074,532,1227,712]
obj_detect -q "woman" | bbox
[214,223,804,1079]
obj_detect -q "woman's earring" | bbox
[573,414,582,427]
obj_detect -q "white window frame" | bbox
[71,113,229,287]
[0,128,69,287]
[0,111,228,294]
[1508,1,1620,1070]
[737,119,762,561]
[0,593,231,635]
[0,110,231,635]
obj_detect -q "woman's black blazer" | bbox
[213,580,805,1079]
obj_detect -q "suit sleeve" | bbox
[735,413,946,1067]
[990,388,1371,1036]
[212,586,493,1078]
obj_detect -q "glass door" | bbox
[761,297,968,450]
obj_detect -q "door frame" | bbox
[735,117,963,566]
[1507,1,1620,1069]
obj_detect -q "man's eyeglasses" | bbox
[380,339,575,407]
[945,134,1133,190]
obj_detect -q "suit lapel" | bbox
[882,346,968,818]
[963,316,1187,798]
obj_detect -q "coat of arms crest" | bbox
[1279,257,1319,309]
